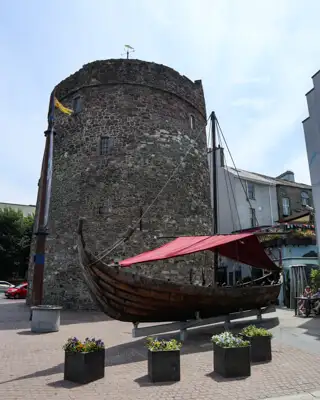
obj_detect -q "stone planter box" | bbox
[213,343,251,378]
[31,305,62,333]
[242,335,272,363]
[148,349,180,383]
[64,349,105,384]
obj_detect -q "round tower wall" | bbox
[28,59,212,310]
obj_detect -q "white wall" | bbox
[303,75,320,255]
[233,178,278,230]
[208,147,278,233]
[214,161,278,233]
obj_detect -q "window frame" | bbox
[99,136,114,156]
[301,191,309,206]
[72,96,82,114]
[190,114,196,130]
[282,197,291,216]
[250,207,256,227]
[247,182,255,200]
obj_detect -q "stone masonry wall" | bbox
[27,59,212,310]
[276,185,313,220]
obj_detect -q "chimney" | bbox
[276,170,295,182]
[216,145,224,168]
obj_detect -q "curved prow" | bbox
[77,217,86,249]
[77,217,137,263]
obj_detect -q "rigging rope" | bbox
[215,123,241,231]
[216,119,260,227]
[91,115,211,264]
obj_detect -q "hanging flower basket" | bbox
[240,325,272,363]
[212,332,251,378]
[63,337,105,384]
[146,337,182,383]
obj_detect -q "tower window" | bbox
[99,136,114,155]
[72,96,82,114]
[190,114,196,130]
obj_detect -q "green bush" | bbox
[0,208,34,280]
[310,269,320,291]
[240,325,273,338]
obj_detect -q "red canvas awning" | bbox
[119,233,280,271]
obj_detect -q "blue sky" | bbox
[1,0,320,205]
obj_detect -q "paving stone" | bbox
[1,301,320,400]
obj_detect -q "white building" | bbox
[302,70,320,255]
[209,147,279,234]
[0,202,35,217]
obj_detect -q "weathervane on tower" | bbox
[122,44,135,59]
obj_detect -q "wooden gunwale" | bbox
[77,223,282,323]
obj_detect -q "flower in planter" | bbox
[63,337,105,353]
[146,337,182,382]
[211,331,250,348]
[146,337,182,351]
[212,331,251,378]
[240,325,273,363]
[240,325,273,338]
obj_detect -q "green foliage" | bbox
[146,337,182,352]
[310,269,320,291]
[259,233,282,243]
[291,229,315,239]
[63,337,105,353]
[0,208,34,280]
[240,325,273,338]
[211,331,250,348]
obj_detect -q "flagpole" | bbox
[31,90,55,306]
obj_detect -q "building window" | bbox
[247,182,255,200]
[99,136,114,156]
[72,96,82,114]
[235,268,242,283]
[282,197,290,216]
[250,207,256,227]
[301,191,309,206]
[190,114,196,130]
[228,271,234,286]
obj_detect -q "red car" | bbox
[5,282,28,299]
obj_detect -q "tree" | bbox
[0,208,34,280]
[310,268,320,291]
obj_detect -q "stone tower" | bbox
[28,59,212,309]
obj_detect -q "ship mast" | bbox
[209,111,219,284]
[31,91,55,306]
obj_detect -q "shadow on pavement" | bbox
[205,371,249,382]
[0,317,279,386]
[47,380,83,388]
[134,375,177,387]
[0,299,110,330]
[103,317,280,367]
[0,364,64,385]
[298,316,320,341]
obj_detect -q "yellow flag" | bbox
[54,97,73,115]
[125,44,134,50]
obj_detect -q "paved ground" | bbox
[0,297,320,400]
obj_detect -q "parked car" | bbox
[0,281,15,293]
[5,282,28,299]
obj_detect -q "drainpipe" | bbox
[268,185,274,225]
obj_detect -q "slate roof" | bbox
[225,167,311,189]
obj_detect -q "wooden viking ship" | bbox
[77,219,281,323]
